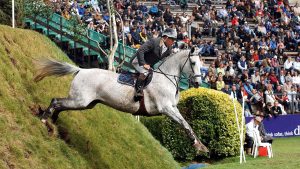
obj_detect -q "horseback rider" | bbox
[131,28,177,100]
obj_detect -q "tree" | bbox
[107,0,118,72]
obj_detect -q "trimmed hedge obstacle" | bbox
[142,88,243,161]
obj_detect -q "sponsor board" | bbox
[246,114,300,137]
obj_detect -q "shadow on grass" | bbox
[56,123,110,169]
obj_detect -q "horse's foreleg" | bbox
[162,106,209,153]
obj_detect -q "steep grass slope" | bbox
[0,25,180,169]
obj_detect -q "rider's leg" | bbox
[135,73,147,97]
[132,57,149,97]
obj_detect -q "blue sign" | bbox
[246,114,300,138]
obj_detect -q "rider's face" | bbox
[164,37,175,47]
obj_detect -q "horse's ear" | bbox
[190,46,195,54]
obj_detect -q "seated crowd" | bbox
[46,0,300,115]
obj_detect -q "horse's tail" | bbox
[34,58,81,82]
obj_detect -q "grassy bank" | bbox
[0,25,180,169]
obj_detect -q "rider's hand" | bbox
[143,64,150,70]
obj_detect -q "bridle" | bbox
[153,48,202,95]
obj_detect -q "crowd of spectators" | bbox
[196,0,300,116]
[47,0,300,116]
[48,0,194,49]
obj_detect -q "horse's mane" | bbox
[170,49,190,58]
[158,49,190,69]
[162,49,190,63]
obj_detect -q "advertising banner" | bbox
[246,114,300,138]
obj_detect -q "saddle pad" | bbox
[117,72,135,87]
[117,71,153,88]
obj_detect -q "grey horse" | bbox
[34,48,209,153]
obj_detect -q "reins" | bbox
[152,49,199,95]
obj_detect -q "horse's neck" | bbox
[158,51,187,76]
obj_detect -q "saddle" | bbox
[117,70,153,88]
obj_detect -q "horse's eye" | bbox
[191,62,196,66]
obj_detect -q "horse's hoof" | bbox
[41,118,47,124]
[193,141,209,153]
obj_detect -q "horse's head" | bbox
[181,47,202,88]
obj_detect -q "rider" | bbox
[131,28,177,100]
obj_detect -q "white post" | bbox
[12,0,15,28]
[241,98,246,162]
[233,97,246,164]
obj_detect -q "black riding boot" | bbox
[134,74,146,101]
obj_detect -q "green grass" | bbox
[0,25,180,169]
[207,137,300,169]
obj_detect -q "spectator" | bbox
[216,75,225,91]
[216,63,225,76]
[263,102,274,118]
[230,84,239,99]
[237,55,248,73]
[221,84,231,95]
[244,79,254,97]
[90,0,101,13]
[279,69,286,85]
[223,71,233,85]
[149,4,159,17]
[284,56,294,72]
[125,33,135,48]
[210,76,217,90]
[268,70,279,87]
[288,86,299,113]
[283,79,293,92]
[78,4,86,18]
[258,116,274,144]
[285,72,293,84]
[62,9,71,20]
[249,89,264,113]
[180,0,188,11]
[245,111,264,155]
[271,101,283,117]
[265,84,276,105]
[271,55,280,75]
[292,71,300,85]
[293,57,300,72]
[208,62,216,75]
[87,21,95,30]
[139,27,148,44]
[282,91,290,112]
[251,70,261,87]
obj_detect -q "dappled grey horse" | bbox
[34,48,209,153]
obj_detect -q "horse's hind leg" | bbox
[161,106,209,153]
[42,98,96,123]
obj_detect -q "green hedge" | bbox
[142,88,243,161]
[140,116,164,144]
